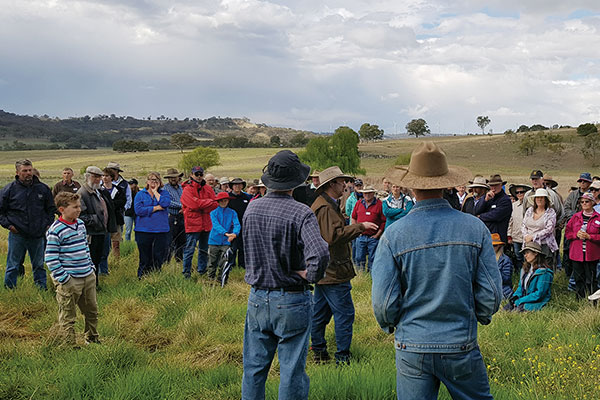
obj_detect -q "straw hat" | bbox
[468,176,490,190]
[508,183,532,198]
[314,166,353,194]
[491,233,504,246]
[388,142,472,190]
[543,175,558,189]
[308,170,320,179]
[357,185,377,193]
[528,188,553,207]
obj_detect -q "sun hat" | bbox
[468,176,490,190]
[488,174,507,186]
[580,192,595,202]
[315,166,353,194]
[261,150,311,191]
[543,175,558,189]
[357,186,377,193]
[308,170,320,179]
[86,166,103,176]
[215,192,233,201]
[528,188,553,207]
[530,170,543,179]
[191,166,204,175]
[220,177,230,185]
[255,180,266,188]
[578,172,593,183]
[591,181,600,190]
[521,241,543,254]
[491,233,504,246]
[106,162,123,172]
[248,179,260,188]
[229,177,247,189]
[164,168,184,178]
[388,142,472,190]
[508,183,532,198]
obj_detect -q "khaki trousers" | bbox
[56,273,98,344]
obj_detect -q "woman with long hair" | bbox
[134,172,171,278]
[522,188,558,268]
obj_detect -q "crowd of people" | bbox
[1,150,599,399]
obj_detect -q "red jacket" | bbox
[181,179,217,233]
[565,210,600,262]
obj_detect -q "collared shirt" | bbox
[52,180,81,197]
[164,183,183,216]
[352,197,386,236]
[243,192,329,288]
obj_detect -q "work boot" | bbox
[312,349,331,364]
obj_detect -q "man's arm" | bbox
[299,213,330,283]
[124,183,132,210]
[315,205,364,245]
[473,232,502,325]
[371,234,403,333]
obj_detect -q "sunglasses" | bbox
[580,200,592,204]
[194,172,203,177]
[591,188,599,192]
[515,190,526,194]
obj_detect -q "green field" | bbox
[1,132,599,399]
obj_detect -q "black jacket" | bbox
[104,184,127,226]
[228,191,252,225]
[473,190,512,243]
[0,175,56,238]
[78,183,117,235]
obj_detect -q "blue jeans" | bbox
[124,216,134,241]
[98,233,111,275]
[311,281,355,361]
[355,235,379,272]
[182,232,209,276]
[512,242,523,272]
[242,288,312,400]
[4,232,46,289]
[396,347,493,400]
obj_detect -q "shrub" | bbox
[178,146,221,175]
[577,123,598,136]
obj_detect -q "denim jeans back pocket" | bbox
[275,300,310,335]
[441,351,474,380]
[246,298,262,331]
[397,351,424,377]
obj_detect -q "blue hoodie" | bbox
[209,206,240,246]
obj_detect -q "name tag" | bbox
[491,205,497,209]
[366,211,371,215]
[243,200,248,203]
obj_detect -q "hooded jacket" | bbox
[181,178,217,233]
[512,267,554,311]
[311,193,365,284]
[0,175,56,238]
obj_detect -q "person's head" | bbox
[530,170,544,189]
[382,178,391,193]
[15,159,33,184]
[215,191,231,208]
[491,233,504,255]
[128,178,139,193]
[191,166,204,182]
[354,178,363,193]
[456,185,466,195]
[85,166,103,190]
[530,188,551,211]
[521,241,545,272]
[578,172,593,192]
[55,192,81,221]
[102,168,115,188]
[488,174,506,195]
[230,178,246,194]
[360,187,377,202]
[145,172,163,191]
[315,166,353,199]
[580,192,595,212]
[391,184,402,197]
[509,184,530,202]
[468,176,489,198]
[106,162,123,178]
[261,150,311,193]
[309,171,320,187]
[219,177,230,191]
[205,173,216,187]
[590,181,600,202]
[62,167,74,183]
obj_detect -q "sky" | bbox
[1,0,600,134]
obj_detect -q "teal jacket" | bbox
[513,267,553,311]
[382,193,414,229]
[345,192,360,220]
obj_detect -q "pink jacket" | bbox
[565,211,600,262]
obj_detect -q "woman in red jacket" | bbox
[565,192,600,300]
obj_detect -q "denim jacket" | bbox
[372,198,502,353]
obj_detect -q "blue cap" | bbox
[578,172,592,183]
[191,166,204,175]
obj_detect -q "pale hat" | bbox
[315,166,353,193]
[86,166,103,176]
[528,188,553,207]
[308,170,320,179]
[220,177,230,185]
[357,185,377,193]
[388,142,472,190]
[590,181,600,190]
[468,176,490,190]
[106,161,123,172]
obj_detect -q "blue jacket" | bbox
[513,267,553,311]
[498,254,513,299]
[382,193,414,229]
[209,206,240,246]
[0,176,56,238]
[473,190,512,243]
[134,188,171,233]
[372,198,502,353]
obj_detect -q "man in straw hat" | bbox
[473,174,512,243]
[461,175,488,215]
[164,168,185,262]
[241,150,329,400]
[371,142,501,400]
[351,185,386,272]
[310,166,379,365]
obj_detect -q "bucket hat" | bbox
[580,192,595,202]
[220,177,230,185]
[528,188,553,207]
[261,150,311,191]
[388,142,472,190]
[229,178,247,189]
[468,176,490,190]
[508,183,532,198]
[106,162,123,172]
[315,166,353,194]
[543,175,558,189]
[491,233,504,246]
[521,241,543,254]
[578,172,593,183]
[164,168,184,178]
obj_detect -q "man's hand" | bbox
[295,270,308,280]
[8,225,18,234]
[225,233,236,243]
[362,221,378,231]
[485,190,494,201]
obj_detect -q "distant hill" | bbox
[0,110,314,149]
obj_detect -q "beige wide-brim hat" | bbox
[389,142,472,190]
[528,188,553,207]
[315,166,353,193]
[468,176,490,190]
[357,185,377,193]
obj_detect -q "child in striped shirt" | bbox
[45,192,99,346]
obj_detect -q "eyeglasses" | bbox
[515,190,526,194]
[591,188,599,192]
[194,172,203,177]
[580,200,592,204]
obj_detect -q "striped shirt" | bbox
[45,218,95,283]
[164,183,183,215]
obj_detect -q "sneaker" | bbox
[588,289,600,301]
[312,349,331,363]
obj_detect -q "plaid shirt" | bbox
[243,192,329,288]
[164,183,183,216]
